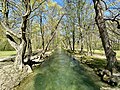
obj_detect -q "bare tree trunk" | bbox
[80,29,84,53]
[1,0,31,70]
[26,20,32,68]
[86,35,89,55]
[40,31,56,58]
[2,0,9,25]
[93,0,117,74]
[14,0,31,70]
[68,38,72,51]
[72,22,75,51]
[77,0,84,54]
[39,11,44,50]
[88,32,93,56]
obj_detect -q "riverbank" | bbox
[65,49,120,90]
[0,50,54,90]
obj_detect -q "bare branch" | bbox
[101,0,108,10]
[6,32,19,50]
[104,14,120,29]
[1,22,21,39]
[32,0,46,12]
[113,14,120,20]
[55,14,65,29]
[8,1,23,15]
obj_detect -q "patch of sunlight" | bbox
[116,51,120,58]
[0,51,16,58]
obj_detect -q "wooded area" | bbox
[0,0,120,90]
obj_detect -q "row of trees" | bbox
[0,0,63,70]
[61,0,120,52]
[0,0,119,74]
[60,0,120,74]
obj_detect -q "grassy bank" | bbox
[93,50,120,58]
[0,51,16,58]
[66,49,120,69]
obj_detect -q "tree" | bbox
[93,0,118,74]
[1,0,32,70]
[0,0,47,70]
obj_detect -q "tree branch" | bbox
[32,0,46,12]
[6,32,19,50]
[101,0,108,10]
[104,14,120,29]
[1,22,21,39]
[55,14,65,29]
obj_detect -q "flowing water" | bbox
[16,48,100,90]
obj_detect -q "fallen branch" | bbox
[0,56,16,62]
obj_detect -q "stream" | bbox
[15,48,100,90]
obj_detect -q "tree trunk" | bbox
[26,20,32,68]
[39,12,44,50]
[80,29,84,53]
[72,22,75,51]
[77,0,84,53]
[14,40,26,70]
[1,0,31,70]
[68,38,72,51]
[2,0,9,26]
[93,0,117,74]
[88,32,93,56]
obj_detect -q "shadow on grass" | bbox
[79,55,107,69]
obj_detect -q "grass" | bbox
[68,49,120,69]
[93,50,104,55]
[80,56,107,69]
[0,51,16,58]
[116,51,120,58]
[81,50,120,69]
[93,50,120,58]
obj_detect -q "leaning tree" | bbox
[1,0,46,70]
[93,0,120,74]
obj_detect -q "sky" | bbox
[53,0,93,6]
[53,0,120,15]
[53,0,64,6]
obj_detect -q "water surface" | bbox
[16,49,100,90]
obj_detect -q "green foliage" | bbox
[112,43,120,50]
[30,0,35,8]
[0,25,5,40]
[0,25,15,51]
[0,40,15,51]
[47,1,57,7]
[30,0,42,8]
